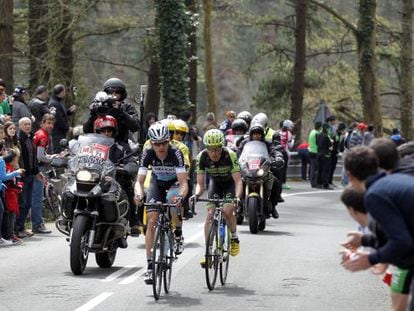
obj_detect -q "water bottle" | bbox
[220,223,225,245]
[164,234,170,254]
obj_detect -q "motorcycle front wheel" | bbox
[248,197,259,234]
[70,215,90,275]
[96,250,117,268]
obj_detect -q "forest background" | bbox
[0,0,412,143]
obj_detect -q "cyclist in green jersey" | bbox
[190,129,243,266]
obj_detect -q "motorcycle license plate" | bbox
[248,159,260,170]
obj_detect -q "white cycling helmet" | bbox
[148,121,169,142]
[283,119,294,130]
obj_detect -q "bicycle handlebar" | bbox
[144,202,178,208]
[195,198,236,204]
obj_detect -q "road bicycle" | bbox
[195,197,233,291]
[144,202,178,300]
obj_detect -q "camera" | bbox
[90,91,117,112]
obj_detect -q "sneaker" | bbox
[32,224,52,234]
[271,206,279,219]
[12,235,23,245]
[230,238,240,256]
[174,235,184,255]
[276,197,285,203]
[144,269,153,285]
[0,238,13,247]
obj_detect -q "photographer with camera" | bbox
[83,78,140,144]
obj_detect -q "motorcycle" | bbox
[56,133,133,275]
[238,140,272,234]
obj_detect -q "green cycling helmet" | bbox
[203,129,224,148]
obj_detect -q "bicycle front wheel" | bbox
[205,221,219,290]
[152,226,164,300]
[163,231,174,293]
[219,224,231,285]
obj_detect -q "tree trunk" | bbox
[186,0,198,122]
[357,0,382,135]
[145,58,161,116]
[290,0,307,145]
[28,0,49,92]
[0,0,14,93]
[399,0,413,141]
[203,0,216,115]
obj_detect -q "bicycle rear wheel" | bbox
[46,185,61,220]
[152,226,164,300]
[163,231,174,293]
[205,222,219,290]
[219,224,231,285]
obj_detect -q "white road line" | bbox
[283,190,342,197]
[101,265,136,282]
[74,292,113,311]
[118,270,142,285]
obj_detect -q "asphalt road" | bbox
[0,182,390,311]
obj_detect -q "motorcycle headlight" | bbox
[76,170,100,182]
[257,168,264,177]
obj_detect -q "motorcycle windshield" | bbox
[239,141,270,175]
[69,134,115,173]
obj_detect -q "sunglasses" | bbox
[106,88,122,95]
[100,128,114,133]
[152,141,169,147]
[174,131,186,136]
[207,147,222,153]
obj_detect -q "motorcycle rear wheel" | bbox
[248,197,259,234]
[70,215,90,275]
[95,250,117,268]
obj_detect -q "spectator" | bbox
[308,121,322,188]
[363,124,375,146]
[49,84,76,153]
[390,128,407,147]
[15,118,45,237]
[342,146,414,310]
[11,87,34,126]
[0,79,11,122]
[278,119,295,190]
[144,112,157,138]
[29,85,52,133]
[316,123,333,189]
[181,111,200,154]
[218,110,236,134]
[329,122,346,186]
[0,143,24,246]
[296,141,310,181]
[202,112,217,133]
[3,148,24,245]
[348,122,367,149]
[326,115,337,137]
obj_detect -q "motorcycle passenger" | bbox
[134,122,188,284]
[238,122,284,218]
[94,115,141,237]
[236,111,253,128]
[225,118,248,152]
[83,78,140,143]
[191,129,243,267]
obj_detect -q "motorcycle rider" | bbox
[236,111,253,128]
[94,115,141,237]
[83,78,140,143]
[190,129,243,267]
[225,118,248,151]
[134,122,188,284]
[238,122,284,218]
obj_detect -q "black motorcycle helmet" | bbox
[103,78,127,101]
[231,118,248,134]
[237,111,252,127]
[249,121,265,139]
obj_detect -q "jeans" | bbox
[2,209,16,239]
[17,175,44,231]
[309,152,319,187]
[0,194,4,238]
[298,149,310,180]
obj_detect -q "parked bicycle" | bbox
[144,202,178,300]
[194,197,233,291]
[43,157,68,220]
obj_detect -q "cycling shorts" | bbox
[391,267,414,294]
[145,177,180,214]
[207,178,235,209]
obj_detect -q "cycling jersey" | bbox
[138,145,186,183]
[143,139,191,168]
[196,147,239,183]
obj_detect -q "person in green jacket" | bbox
[308,121,322,188]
